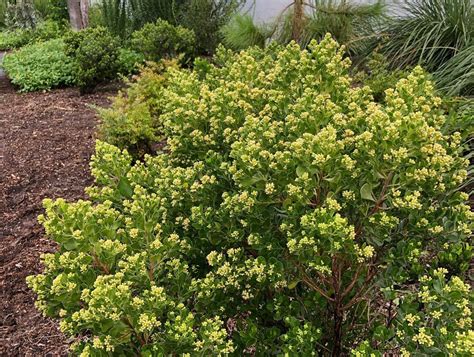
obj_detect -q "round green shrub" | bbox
[28,36,472,355]
[64,26,122,94]
[2,38,75,92]
[130,19,195,63]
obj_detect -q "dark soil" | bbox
[0,71,116,355]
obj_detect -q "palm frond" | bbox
[301,0,386,52]
[380,0,474,70]
[436,43,474,96]
[221,13,270,50]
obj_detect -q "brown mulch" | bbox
[0,77,116,355]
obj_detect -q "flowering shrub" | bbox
[28,36,472,355]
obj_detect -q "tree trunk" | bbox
[292,0,304,43]
[80,0,89,28]
[67,0,88,30]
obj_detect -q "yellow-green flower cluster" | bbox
[391,271,473,355]
[28,35,471,355]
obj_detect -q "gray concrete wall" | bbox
[247,0,411,22]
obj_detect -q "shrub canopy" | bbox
[2,38,75,92]
[28,36,472,355]
[131,19,195,63]
[64,26,122,93]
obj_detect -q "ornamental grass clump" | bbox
[28,35,473,355]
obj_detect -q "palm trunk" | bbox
[292,0,304,43]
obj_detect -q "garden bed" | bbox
[0,82,116,355]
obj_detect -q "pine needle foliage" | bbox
[179,0,244,55]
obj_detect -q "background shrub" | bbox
[126,0,187,31]
[0,19,65,50]
[64,26,121,93]
[31,18,66,42]
[130,19,195,63]
[28,37,472,355]
[87,2,105,28]
[2,38,75,91]
[100,0,187,38]
[5,0,38,29]
[98,60,177,154]
[117,47,144,76]
[180,0,241,55]
[33,0,68,22]
[0,27,32,50]
[0,0,7,28]
[93,0,244,56]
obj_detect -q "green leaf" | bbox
[118,177,133,198]
[240,174,264,188]
[360,183,375,201]
[296,165,307,178]
[208,234,221,245]
[288,279,300,289]
[63,240,79,250]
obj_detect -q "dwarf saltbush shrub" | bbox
[131,19,196,63]
[28,36,473,355]
[2,38,75,92]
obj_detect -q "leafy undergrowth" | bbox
[0,29,31,50]
[2,38,75,92]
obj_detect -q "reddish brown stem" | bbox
[92,254,110,274]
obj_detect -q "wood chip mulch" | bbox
[0,77,116,356]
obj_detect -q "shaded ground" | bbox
[0,69,115,355]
